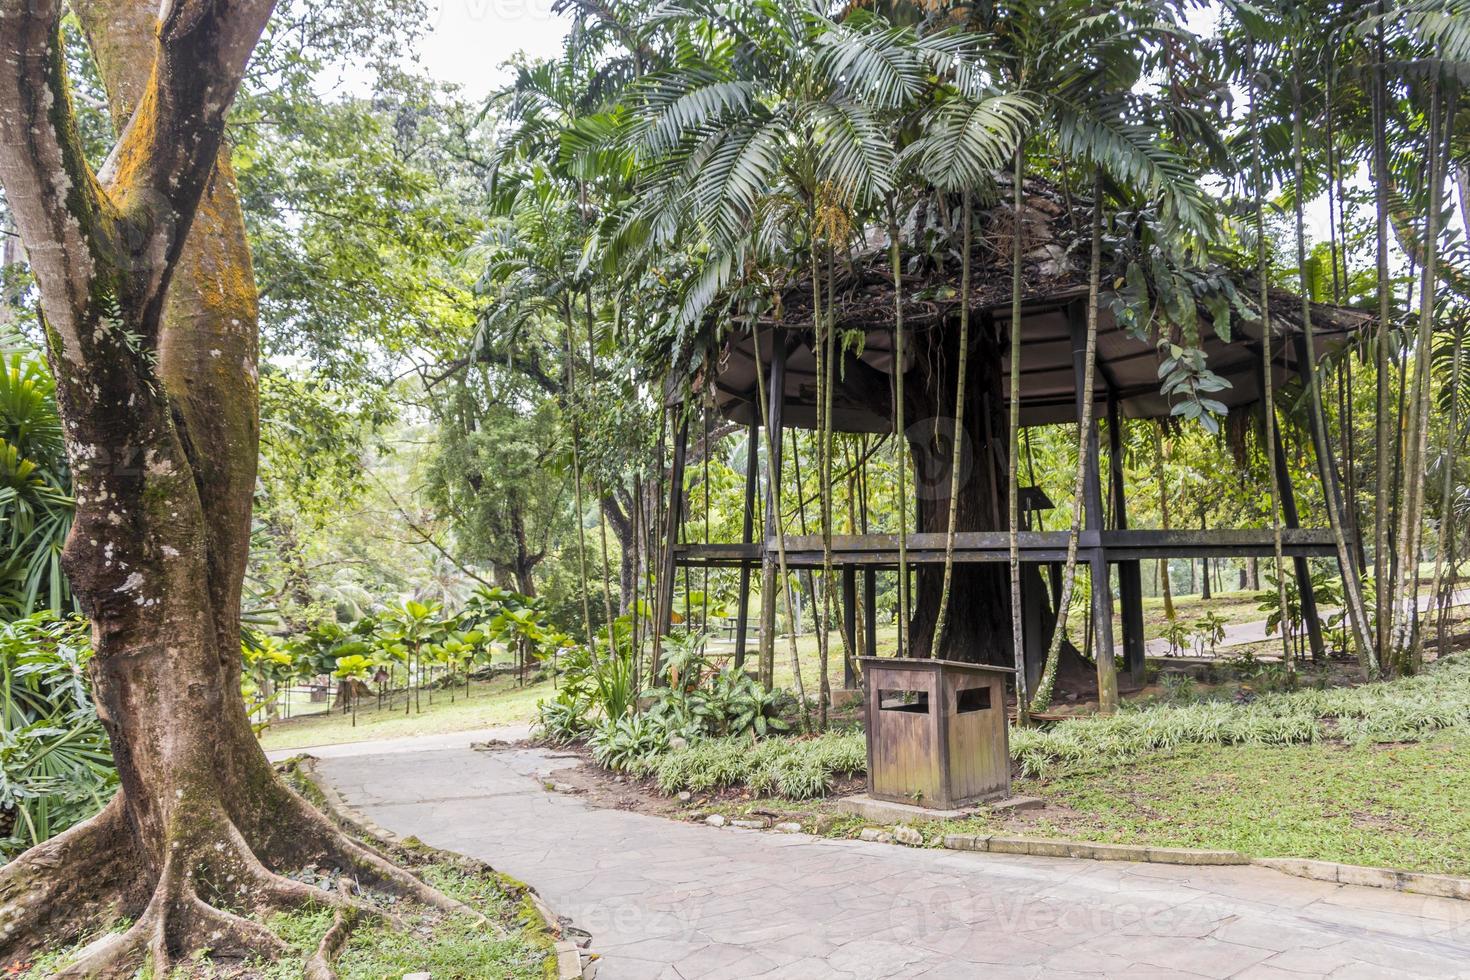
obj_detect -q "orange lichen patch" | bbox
[105,75,161,208]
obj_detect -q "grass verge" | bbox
[258,674,552,751]
[961,730,1470,877]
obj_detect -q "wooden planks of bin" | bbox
[859,657,1013,809]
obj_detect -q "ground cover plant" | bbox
[1,0,1466,971]
[630,731,868,800]
[617,653,1470,799]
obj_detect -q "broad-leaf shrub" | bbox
[536,628,793,767]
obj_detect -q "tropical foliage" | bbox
[0,333,71,618]
[0,616,112,860]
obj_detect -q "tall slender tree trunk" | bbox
[931,191,973,656]
[1252,37,1295,669]
[563,311,599,660]
[1153,425,1175,620]
[0,207,18,328]
[1200,502,1212,601]
[887,199,911,657]
[1007,150,1030,719]
[583,295,620,658]
[1396,76,1449,668]
[1032,169,1106,712]
[751,319,810,733]
[1372,9,1393,666]
[1292,45,1376,675]
[813,234,836,728]
[1422,317,1464,664]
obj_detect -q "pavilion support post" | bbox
[1107,395,1146,680]
[758,334,789,688]
[863,567,877,672]
[654,411,689,684]
[1070,309,1119,710]
[842,566,858,690]
[1273,421,1327,662]
[734,418,760,669]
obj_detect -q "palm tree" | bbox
[622,1,970,700]
[936,0,1213,711]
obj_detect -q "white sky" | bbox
[418,0,573,99]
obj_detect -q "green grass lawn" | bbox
[1136,589,1265,636]
[684,729,1470,877]
[967,730,1470,876]
[258,672,553,751]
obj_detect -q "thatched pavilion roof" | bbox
[699,177,1372,431]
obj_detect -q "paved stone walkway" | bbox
[316,742,1470,980]
[266,724,531,761]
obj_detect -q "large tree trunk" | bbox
[903,318,1012,664]
[0,3,463,974]
[0,206,18,326]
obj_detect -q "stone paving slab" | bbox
[316,744,1470,980]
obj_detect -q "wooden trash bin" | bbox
[859,657,1012,809]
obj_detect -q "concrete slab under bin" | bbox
[837,794,977,825]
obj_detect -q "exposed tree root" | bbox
[269,779,484,922]
[51,857,290,980]
[303,881,361,980]
[2,782,485,979]
[0,799,147,965]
